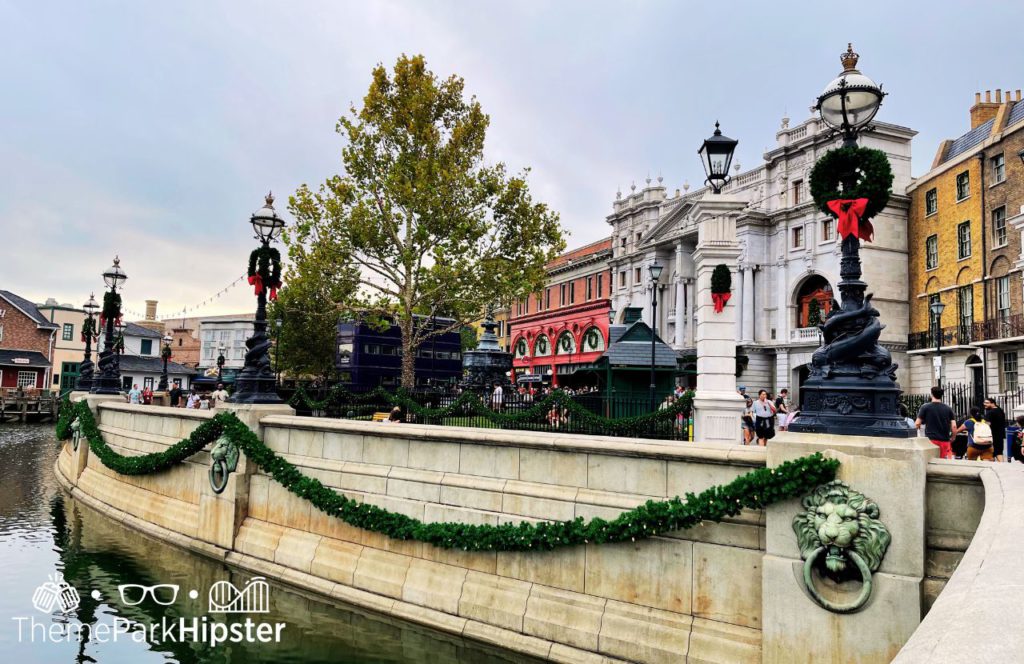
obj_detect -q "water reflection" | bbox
[0,425,539,664]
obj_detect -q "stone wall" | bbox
[55,402,992,664]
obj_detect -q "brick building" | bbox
[0,290,58,390]
[906,89,1024,394]
[509,239,613,387]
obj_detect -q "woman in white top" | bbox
[751,389,777,446]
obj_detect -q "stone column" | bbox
[741,265,755,344]
[692,196,746,444]
[196,402,296,549]
[674,279,686,346]
[684,279,695,347]
[762,431,936,664]
[734,265,744,343]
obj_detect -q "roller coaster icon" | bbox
[208,577,270,613]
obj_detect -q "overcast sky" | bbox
[2,0,1021,319]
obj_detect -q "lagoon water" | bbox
[0,424,538,664]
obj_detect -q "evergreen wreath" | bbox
[809,146,893,222]
[559,334,573,352]
[56,397,840,552]
[247,246,283,300]
[536,336,549,354]
[711,264,732,313]
[585,328,601,350]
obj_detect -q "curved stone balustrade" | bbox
[894,462,1024,662]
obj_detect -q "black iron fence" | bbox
[899,381,1024,420]
[282,385,694,441]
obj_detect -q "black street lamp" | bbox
[930,300,946,386]
[648,264,664,411]
[230,193,285,404]
[815,44,885,148]
[91,257,127,395]
[158,332,172,391]
[789,45,910,437]
[698,122,739,194]
[217,342,226,383]
[274,316,283,382]
[75,293,99,391]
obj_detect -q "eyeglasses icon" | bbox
[117,584,179,606]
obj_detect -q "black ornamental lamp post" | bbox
[158,332,172,391]
[698,122,739,194]
[75,293,99,391]
[229,193,285,404]
[648,264,664,411]
[788,45,912,437]
[931,300,946,387]
[274,316,283,382]
[216,342,226,383]
[91,257,127,395]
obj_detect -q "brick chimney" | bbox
[970,90,1001,129]
[145,300,158,321]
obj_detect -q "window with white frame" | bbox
[62,323,74,341]
[822,218,834,242]
[958,286,973,340]
[17,371,36,388]
[993,206,1007,248]
[957,221,971,259]
[926,235,938,270]
[925,188,938,216]
[1001,351,1019,392]
[997,276,1011,320]
[956,171,970,201]
[992,153,1005,183]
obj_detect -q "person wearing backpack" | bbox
[956,407,994,461]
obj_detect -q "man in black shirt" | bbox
[983,397,1007,461]
[169,381,183,408]
[915,386,955,459]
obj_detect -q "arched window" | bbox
[556,331,577,355]
[581,327,606,352]
[795,275,833,328]
[513,337,528,359]
[533,334,551,357]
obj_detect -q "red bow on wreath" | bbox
[711,292,731,313]
[248,274,281,300]
[827,198,872,242]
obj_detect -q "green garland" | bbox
[55,395,74,440]
[247,246,282,293]
[289,386,695,437]
[711,264,731,294]
[101,291,122,322]
[58,399,839,551]
[809,146,893,221]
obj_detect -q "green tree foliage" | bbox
[289,55,565,388]
[269,234,358,381]
[460,326,479,353]
[807,298,823,328]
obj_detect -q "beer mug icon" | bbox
[33,572,81,614]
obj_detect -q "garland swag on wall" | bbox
[711,264,732,313]
[247,246,283,300]
[56,398,840,552]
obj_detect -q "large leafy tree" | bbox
[289,54,565,388]
[270,230,358,382]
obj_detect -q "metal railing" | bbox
[907,324,975,351]
[973,313,1024,344]
[282,386,694,442]
[900,381,1024,421]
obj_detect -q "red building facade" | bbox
[0,290,58,389]
[509,239,612,387]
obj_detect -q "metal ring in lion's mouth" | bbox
[802,546,873,614]
[209,459,229,494]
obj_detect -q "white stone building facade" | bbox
[607,115,916,404]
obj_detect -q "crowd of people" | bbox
[737,386,794,446]
[124,382,230,410]
[914,385,1024,462]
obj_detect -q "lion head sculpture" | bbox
[792,479,890,579]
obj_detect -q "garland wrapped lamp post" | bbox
[229,193,285,404]
[216,342,226,383]
[788,45,913,437]
[90,257,127,395]
[648,263,663,412]
[158,332,172,391]
[74,293,99,391]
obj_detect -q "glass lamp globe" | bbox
[102,256,127,289]
[817,44,884,135]
[251,192,285,243]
